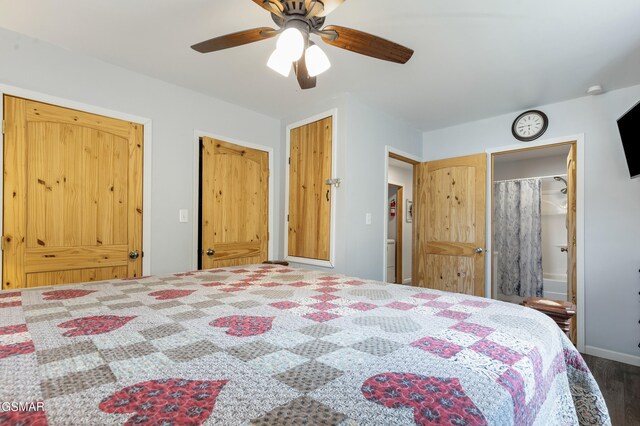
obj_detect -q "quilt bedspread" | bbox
[0,265,610,425]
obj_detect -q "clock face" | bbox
[512,110,548,141]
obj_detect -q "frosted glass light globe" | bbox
[267,49,291,77]
[276,28,304,62]
[305,44,331,77]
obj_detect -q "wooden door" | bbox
[2,96,143,289]
[288,116,332,261]
[200,137,268,269]
[413,154,486,296]
[566,144,577,344]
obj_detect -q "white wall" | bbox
[494,155,568,181]
[423,84,640,363]
[0,28,282,275]
[388,165,413,284]
[282,95,423,280]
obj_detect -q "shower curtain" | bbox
[494,178,543,297]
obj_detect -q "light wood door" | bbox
[288,116,332,261]
[413,154,486,296]
[2,96,143,289]
[200,137,268,269]
[567,145,577,344]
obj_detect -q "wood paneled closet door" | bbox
[2,95,143,289]
[288,116,332,261]
[200,137,269,269]
[413,153,486,296]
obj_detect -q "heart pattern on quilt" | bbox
[41,289,97,300]
[210,315,274,337]
[0,341,35,359]
[99,378,228,426]
[148,290,196,300]
[0,324,28,335]
[58,315,137,337]
[0,292,22,308]
[362,373,487,426]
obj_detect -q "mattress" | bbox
[0,265,610,425]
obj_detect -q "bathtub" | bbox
[543,273,568,301]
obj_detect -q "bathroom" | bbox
[492,145,572,303]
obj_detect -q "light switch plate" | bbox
[179,209,189,223]
[365,213,372,225]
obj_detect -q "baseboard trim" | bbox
[584,345,640,367]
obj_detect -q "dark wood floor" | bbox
[582,353,640,425]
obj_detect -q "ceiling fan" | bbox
[191,0,414,89]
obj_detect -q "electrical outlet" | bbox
[179,209,189,223]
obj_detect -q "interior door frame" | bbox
[283,109,338,268]
[395,186,403,284]
[192,130,274,270]
[0,84,153,278]
[383,146,422,283]
[486,134,585,352]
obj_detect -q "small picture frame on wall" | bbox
[406,200,413,223]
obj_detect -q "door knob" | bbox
[474,247,484,254]
[206,248,215,257]
[129,250,140,260]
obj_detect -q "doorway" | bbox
[491,142,578,343]
[385,154,416,284]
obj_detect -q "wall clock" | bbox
[511,110,548,141]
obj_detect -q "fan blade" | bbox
[321,25,413,64]
[252,0,283,14]
[191,27,277,53]
[294,56,317,90]
[313,0,346,17]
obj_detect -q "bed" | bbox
[0,265,609,425]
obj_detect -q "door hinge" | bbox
[0,236,4,251]
[288,157,290,165]
[287,214,289,222]
[2,120,5,135]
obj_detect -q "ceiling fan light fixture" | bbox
[276,27,305,62]
[267,49,292,77]
[305,43,331,77]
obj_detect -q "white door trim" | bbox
[382,146,422,282]
[485,133,586,353]
[0,83,153,277]
[283,109,338,268]
[192,130,275,270]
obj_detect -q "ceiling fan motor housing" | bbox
[271,1,326,33]
[281,0,308,15]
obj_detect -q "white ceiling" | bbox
[1,0,639,131]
